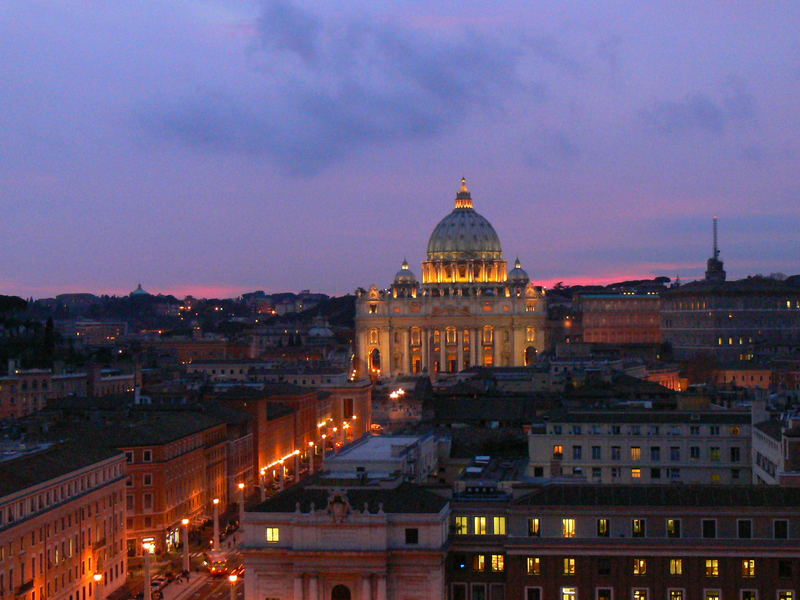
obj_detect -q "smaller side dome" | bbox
[394,258,417,284]
[130,283,149,296]
[508,257,530,284]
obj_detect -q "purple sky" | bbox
[2,1,799,299]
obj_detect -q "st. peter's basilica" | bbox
[355,178,547,378]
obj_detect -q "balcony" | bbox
[92,537,107,551]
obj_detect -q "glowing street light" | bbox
[181,518,190,574]
[212,498,220,550]
[93,573,102,600]
[142,542,154,600]
[228,574,238,600]
[237,483,245,537]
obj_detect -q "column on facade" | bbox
[308,576,319,600]
[439,335,446,373]
[457,330,464,372]
[420,328,428,374]
[402,329,410,374]
[293,576,303,600]
[376,576,387,600]
[493,329,502,367]
[471,328,479,366]
[361,576,371,600]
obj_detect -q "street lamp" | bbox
[228,574,238,600]
[181,519,190,575]
[258,468,266,501]
[142,542,154,600]
[212,498,220,550]
[308,441,315,474]
[93,572,103,600]
[237,483,245,537]
[320,434,327,469]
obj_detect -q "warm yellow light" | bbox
[321,434,327,439]
[228,575,238,584]
[332,427,338,433]
[308,441,314,447]
[237,483,245,490]
[213,498,220,505]
[93,574,102,583]
[351,415,357,420]
[181,518,189,526]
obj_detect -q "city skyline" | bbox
[2,1,799,299]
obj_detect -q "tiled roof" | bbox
[0,443,123,497]
[512,484,800,508]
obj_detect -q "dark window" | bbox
[597,558,611,576]
[738,520,752,539]
[533,467,543,477]
[452,584,468,600]
[453,554,468,571]
[526,590,541,600]
[592,446,601,460]
[598,589,612,600]
[778,560,792,578]
[774,520,788,539]
[651,468,661,479]
[702,520,716,539]
[405,528,418,544]
[730,447,741,462]
[572,446,582,460]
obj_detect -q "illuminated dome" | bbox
[394,258,417,284]
[508,257,530,284]
[426,178,503,261]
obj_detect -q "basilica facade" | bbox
[355,179,547,378]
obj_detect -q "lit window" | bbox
[670,559,683,575]
[563,558,576,575]
[706,591,720,600]
[705,559,719,577]
[455,516,469,535]
[741,559,755,577]
[474,517,487,535]
[562,518,576,538]
[526,327,536,342]
[741,592,757,600]
[265,527,280,543]
[631,447,641,460]
[597,518,609,537]
[493,516,507,535]
[490,554,504,572]
[369,329,379,344]
[553,445,564,459]
[778,593,793,600]
[633,558,647,575]
[710,447,721,461]
[711,473,721,483]
[633,590,648,600]
[632,519,646,537]
[667,519,681,538]
[527,557,541,575]
[528,518,540,537]
[483,326,493,344]
[631,468,641,479]
[473,555,485,571]
[669,591,684,600]
[561,588,577,600]
[446,327,457,345]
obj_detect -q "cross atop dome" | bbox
[454,176,473,209]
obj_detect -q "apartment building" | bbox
[0,444,127,600]
[448,484,800,600]
[528,410,751,484]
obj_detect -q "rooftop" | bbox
[0,443,123,498]
[327,435,427,462]
[537,409,750,425]
[512,484,800,508]
[248,475,448,514]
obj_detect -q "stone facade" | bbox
[355,180,546,378]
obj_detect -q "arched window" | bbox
[369,329,379,344]
[331,585,351,600]
[369,349,381,372]
[483,326,493,345]
[525,346,537,366]
[411,327,421,346]
[526,327,536,342]
[446,327,457,345]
